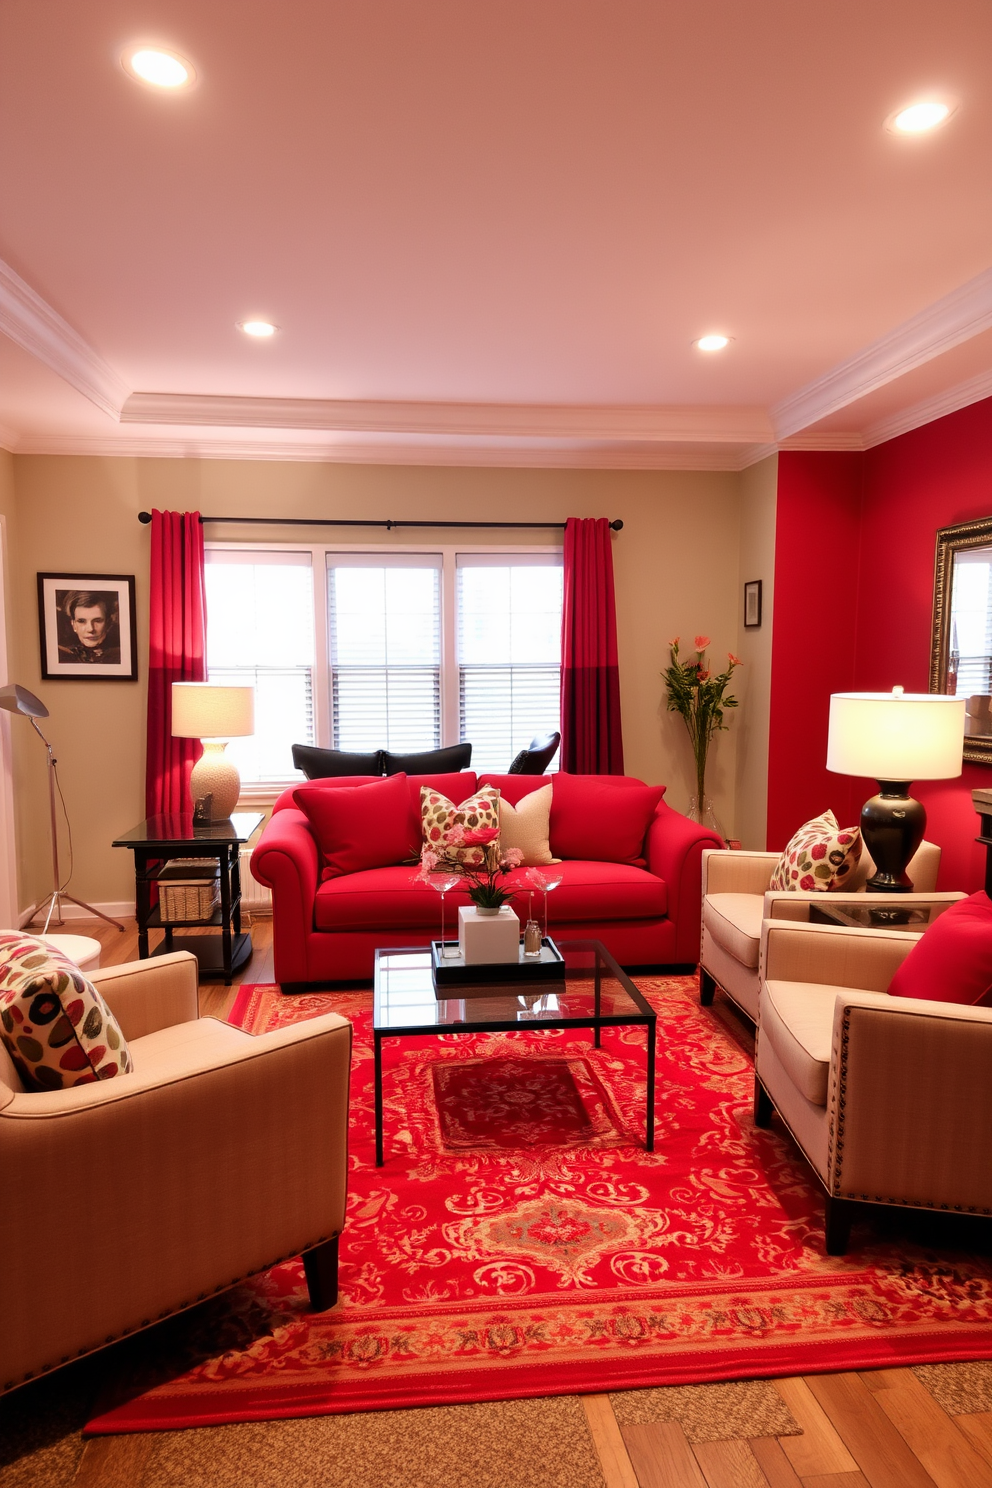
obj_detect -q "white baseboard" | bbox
[18,899,135,928]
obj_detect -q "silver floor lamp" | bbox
[0,683,123,933]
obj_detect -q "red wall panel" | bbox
[767,451,864,849]
[855,396,992,891]
[766,398,992,888]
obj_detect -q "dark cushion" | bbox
[382,743,472,776]
[292,743,383,779]
[888,892,992,1005]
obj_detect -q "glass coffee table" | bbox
[373,939,657,1166]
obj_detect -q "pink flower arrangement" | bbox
[661,636,742,814]
[418,821,522,909]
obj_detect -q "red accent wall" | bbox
[767,397,992,889]
[854,396,992,892]
[767,451,864,850]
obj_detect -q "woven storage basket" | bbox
[158,859,220,923]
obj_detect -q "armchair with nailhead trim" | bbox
[0,951,351,1394]
[755,919,992,1255]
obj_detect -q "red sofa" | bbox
[251,771,722,989]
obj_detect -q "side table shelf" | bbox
[113,812,264,985]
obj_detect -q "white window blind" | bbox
[205,550,315,783]
[327,556,441,752]
[456,556,563,774]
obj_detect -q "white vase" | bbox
[686,795,725,840]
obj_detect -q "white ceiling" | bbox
[1,0,991,468]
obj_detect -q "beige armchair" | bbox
[0,952,352,1395]
[700,840,945,1021]
[755,919,992,1254]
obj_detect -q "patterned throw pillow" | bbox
[769,810,862,892]
[0,933,133,1092]
[420,785,500,866]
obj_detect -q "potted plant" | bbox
[662,635,741,833]
[419,826,524,912]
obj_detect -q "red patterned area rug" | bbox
[86,977,992,1433]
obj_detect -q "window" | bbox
[206,543,562,789]
[457,557,563,773]
[205,550,315,783]
[327,556,441,753]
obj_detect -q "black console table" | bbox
[113,813,264,983]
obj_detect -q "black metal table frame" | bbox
[372,942,657,1166]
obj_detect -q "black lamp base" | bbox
[861,781,925,893]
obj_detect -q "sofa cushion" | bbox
[498,783,558,867]
[294,774,412,879]
[769,809,861,892]
[760,980,839,1105]
[273,774,382,814]
[479,774,552,807]
[420,784,500,866]
[887,891,992,1005]
[0,933,133,1092]
[383,743,472,776]
[131,1015,253,1081]
[404,773,479,854]
[291,743,383,778]
[313,859,667,931]
[549,774,663,863]
[703,893,764,969]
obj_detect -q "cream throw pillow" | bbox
[498,785,560,867]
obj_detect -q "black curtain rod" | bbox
[137,512,623,532]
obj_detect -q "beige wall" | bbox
[8,454,745,911]
[734,453,777,849]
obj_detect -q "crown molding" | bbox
[121,391,774,445]
[779,431,865,451]
[0,259,130,420]
[771,267,992,440]
[10,429,764,471]
[862,365,992,449]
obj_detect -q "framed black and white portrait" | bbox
[37,574,138,680]
[743,579,763,629]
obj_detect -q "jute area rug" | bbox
[85,975,992,1434]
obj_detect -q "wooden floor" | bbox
[50,920,992,1487]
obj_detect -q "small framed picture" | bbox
[37,574,138,680]
[743,579,762,629]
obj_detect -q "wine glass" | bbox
[428,872,461,958]
[540,871,563,940]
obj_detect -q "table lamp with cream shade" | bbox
[826,687,965,892]
[171,683,255,822]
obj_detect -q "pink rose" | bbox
[694,634,710,651]
[501,847,524,868]
[444,823,467,846]
[463,826,499,846]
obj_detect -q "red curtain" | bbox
[145,511,206,818]
[560,517,624,774]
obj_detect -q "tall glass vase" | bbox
[686,795,725,841]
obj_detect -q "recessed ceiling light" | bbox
[886,100,955,134]
[694,334,731,352]
[238,320,278,338]
[122,47,195,89]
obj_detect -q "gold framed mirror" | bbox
[931,514,992,764]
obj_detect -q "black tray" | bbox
[431,936,565,990]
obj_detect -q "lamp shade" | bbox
[171,683,254,739]
[826,689,965,781]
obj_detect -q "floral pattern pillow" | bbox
[0,933,133,1092]
[420,785,500,866]
[769,810,862,892]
